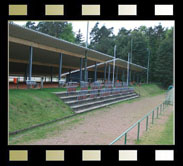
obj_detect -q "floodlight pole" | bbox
[86,21,89,48]
[130,37,133,82]
[147,48,150,84]
[131,38,133,63]
[112,45,116,87]
[127,52,130,86]
[84,21,89,82]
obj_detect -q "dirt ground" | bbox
[29,94,173,145]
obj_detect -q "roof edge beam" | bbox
[9,36,105,63]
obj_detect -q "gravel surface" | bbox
[29,94,171,145]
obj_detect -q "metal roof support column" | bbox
[121,70,125,82]
[104,63,107,84]
[28,46,33,81]
[58,53,63,85]
[94,62,97,82]
[80,58,83,82]
[84,50,88,82]
[108,64,111,82]
[69,70,71,82]
[86,70,88,82]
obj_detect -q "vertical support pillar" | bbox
[86,70,88,82]
[122,70,125,83]
[80,58,83,82]
[69,70,71,82]
[58,53,63,85]
[41,77,44,89]
[94,62,97,82]
[29,46,33,81]
[108,64,111,82]
[104,63,107,83]
[84,50,88,82]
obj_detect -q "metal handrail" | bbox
[109,100,169,145]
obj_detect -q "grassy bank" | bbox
[9,88,74,133]
[133,83,165,97]
[136,112,174,145]
[9,84,165,133]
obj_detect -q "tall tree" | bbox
[75,29,85,46]
[25,21,37,30]
[89,23,115,55]
[25,21,75,43]
[154,28,173,88]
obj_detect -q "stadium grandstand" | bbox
[9,23,147,89]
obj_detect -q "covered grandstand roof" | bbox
[9,23,147,77]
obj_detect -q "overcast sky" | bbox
[13,20,174,43]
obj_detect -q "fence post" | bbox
[152,110,154,124]
[137,122,140,141]
[157,107,159,119]
[124,133,127,145]
[160,105,162,115]
[146,116,149,131]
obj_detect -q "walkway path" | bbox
[29,94,172,145]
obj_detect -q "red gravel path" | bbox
[29,94,172,145]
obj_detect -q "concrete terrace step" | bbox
[72,93,138,112]
[75,95,139,114]
[65,91,134,106]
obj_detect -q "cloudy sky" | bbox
[13,20,174,43]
